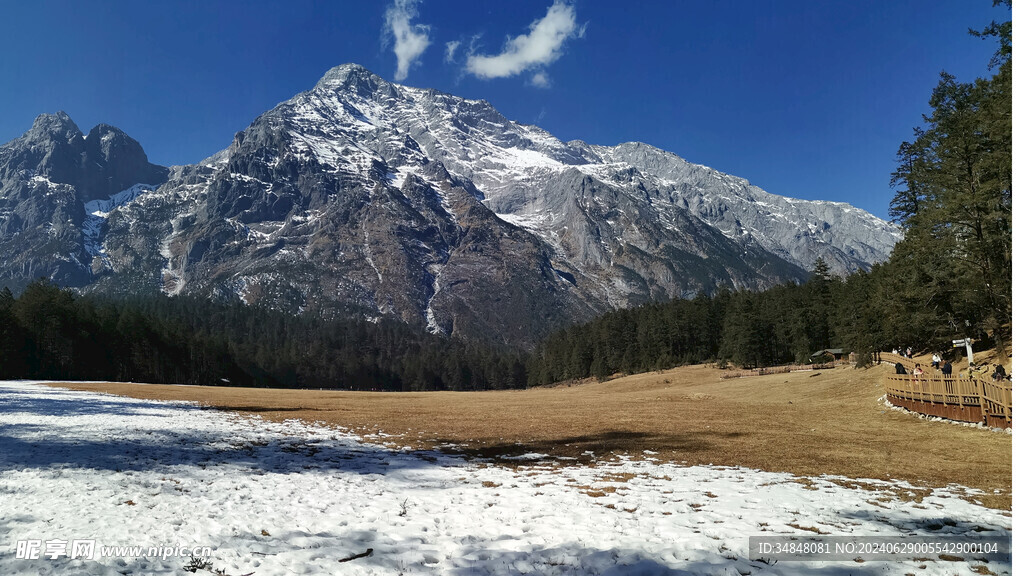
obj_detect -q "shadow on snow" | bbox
[0,384,440,476]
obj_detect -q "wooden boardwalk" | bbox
[879,352,1012,428]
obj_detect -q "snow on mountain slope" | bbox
[0,65,901,343]
[597,142,903,273]
[247,65,811,308]
[82,184,156,262]
[273,65,897,283]
[380,77,899,276]
[0,381,1009,576]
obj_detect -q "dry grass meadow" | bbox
[49,362,1012,509]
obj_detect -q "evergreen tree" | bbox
[886,4,1011,352]
[0,287,26,378]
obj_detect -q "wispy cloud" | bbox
[465,1,584,83]
[383,0,431,81]
[444,40,461,64]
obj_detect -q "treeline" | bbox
[0,281,526,390]
[528,261,876,385]
[530,8,1011,385]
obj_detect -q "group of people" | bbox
[926,353,957,375]
[893,347,952,377]
[893,351,1007,381]
[892,347,913,358]
[992,364,1008,382]
[894,361,951,377]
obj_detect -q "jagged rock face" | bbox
[0,112,168,291]
[80,124,169,202]
[0,65,901,346]
[596,143,902,274]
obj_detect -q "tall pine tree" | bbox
[887,2,1011,353]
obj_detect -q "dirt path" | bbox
[46,363,1012,509]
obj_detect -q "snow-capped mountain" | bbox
[0,64,900,345]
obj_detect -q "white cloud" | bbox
[530,72,550,88]
[384,0,431,81]
[444,40,461,64]
[465,1,583,82]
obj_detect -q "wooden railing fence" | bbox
[719,361,838,380]
[877,352,936,373]
[977,375,1012,426]
[883,372,1011,429]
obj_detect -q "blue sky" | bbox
[0,1,1006,219]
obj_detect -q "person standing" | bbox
[941,360,953,377]
[912,363,923,387]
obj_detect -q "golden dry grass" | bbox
[47,363,1011,509]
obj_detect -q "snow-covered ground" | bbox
[0,381,1010,575]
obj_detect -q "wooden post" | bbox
[977,377,988,426]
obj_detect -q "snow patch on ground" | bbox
[0,382,1010,575]
[881,397,1012,434]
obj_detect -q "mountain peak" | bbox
[85,123,131,146]
[316,63,383,88]
[28,111,83,143]
[3,112,167,203]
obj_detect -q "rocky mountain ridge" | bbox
[0,112,167,288]
[0,64,900,346]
